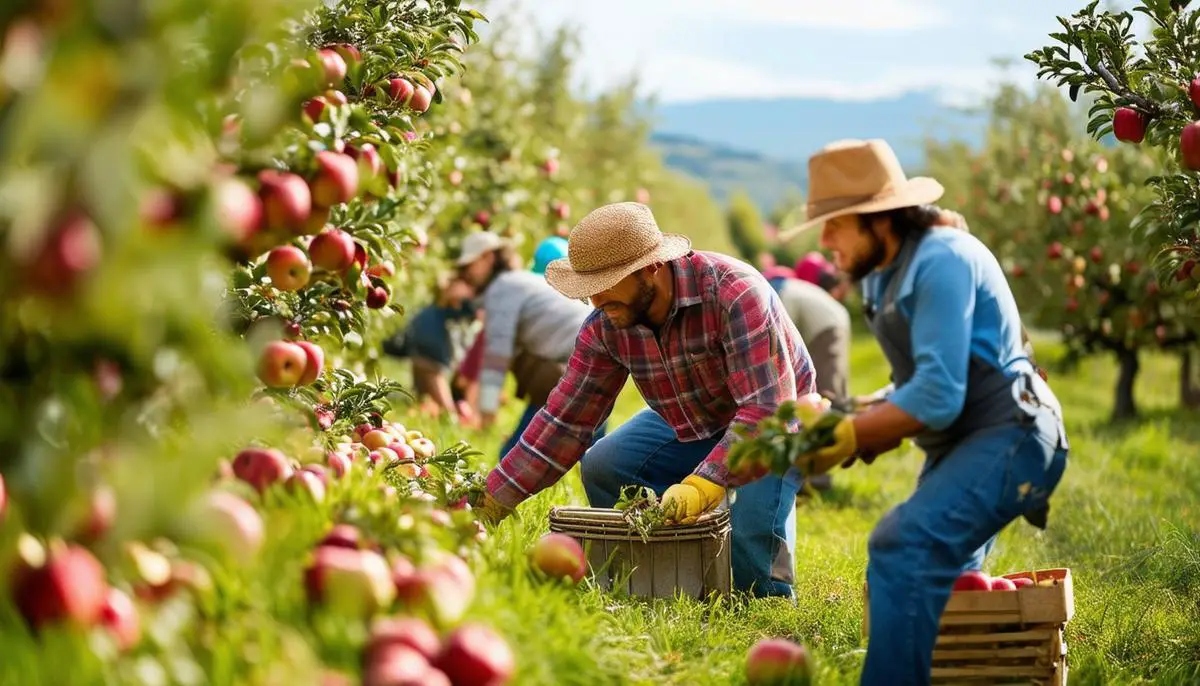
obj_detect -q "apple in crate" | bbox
[990,576,1018,591]
[1009,576,1035,589]
[745,637,812,686]
[951,570,992,591]
[530,533,586,584]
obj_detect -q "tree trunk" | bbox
[1181,349,1200,409]
[1112,348,1139,421]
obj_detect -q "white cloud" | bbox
[655,0,948,31]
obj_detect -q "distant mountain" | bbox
[646,89,989,213]
[649,132,807,213]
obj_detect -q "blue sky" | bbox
[481,0,1136,104]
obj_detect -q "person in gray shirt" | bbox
[456,231,608,456]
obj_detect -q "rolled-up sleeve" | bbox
[887,252,975,430]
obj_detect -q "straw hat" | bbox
[779,139,944,240]
[544,202,692,300]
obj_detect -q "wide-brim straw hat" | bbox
[779,138,944,241]
[544,202,692,300]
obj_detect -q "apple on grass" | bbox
[745,637,812,686]
[304,546,396,617]
[435,624,515,686]
[327,451,352,478]
[393,552,475,625]
[188,490,265,563]
[364,645,447,686]
[530,533,587,584]
[266,246,312,291]
[286,470,326,503]
[13,540,109,631]
[366,616,441,663]
[99,587,141,651]
[320,524,364,550]
[233,447,294,493]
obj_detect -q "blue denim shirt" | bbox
[861,228,1035,430]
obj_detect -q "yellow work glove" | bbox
[792,393,858,476]
[661,475,725,525]
[474,491,513,526]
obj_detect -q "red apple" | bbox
[389,78,414,104]
[636,187,651,204]
[233,447,294,493]
[990,576,1018,591]
[320,524,363,550]
[325,89,349,107]
[79,485,116,542]
[540,158,559,175]
[363,645,437,686]
[391,442,416,461]
[474,210,491,227]
[1189,77,1200,109]
[367,286,390,309]
[347,143,385,182]
[304,96,330,122]
[310,151,360,208]
[435,624,515,686]
[317,48,347,86]
[258,170,312,232]
[552,201,570,219]
[363,430,393,450]
[952,570,992,592]
[745,637,812,686]
[1089,246,1104,264]
[530,533,586,584]
[327,451,352,477]
[1047,242,1064,260]
[448,169,464,186]
[304,545,396,616]
[409,85,433,113]
[99,587,141,651]
[1046,196,1063,214]
[293,340,324,385]
[308,228,357,271]
[1113,107,1146,143]
[267,246,312,291]
[367,261,396,278]
[257,340,309,387]
[14,542,109,630]
[0,473,6,521]
[1008,576,1035,589]
[366,616,441,662]
[190,490,264,562]
[212,177,262,242]
[328,43,361,66]
[1181,120,1200,171]
[24,211,103,298]
[287,469,326,503]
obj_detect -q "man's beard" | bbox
[846,229,888,283]
[629,276,657,327]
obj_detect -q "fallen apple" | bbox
[530,533,586,584]
[745,637,812,686]
[320,523,364,550]
[326,451,352,477]
[366,616,441,663]
[435,623,515,686]
[233,447,294,493]
[13,541,109,630]
[188,490,265,563]
[286,470,326,503]
[363,644,438,686]
[304,546,396,617]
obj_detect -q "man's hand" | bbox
[474,491,513,526]
[792,394,858,476]
[661,475,725,524]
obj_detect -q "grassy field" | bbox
[396,331,1200,685]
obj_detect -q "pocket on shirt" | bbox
[683,348,728,403]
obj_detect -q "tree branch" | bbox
[1092,61,1163,115]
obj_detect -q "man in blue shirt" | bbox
[779,139,1070,685]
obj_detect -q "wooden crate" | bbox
[547,506,732,600]
[863,568,1073,685]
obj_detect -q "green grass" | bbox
[410,333,1200,685]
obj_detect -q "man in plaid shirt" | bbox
[477,202,816,598]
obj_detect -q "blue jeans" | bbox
[499,403,608,458]
[860,405,1069,685]
[578,408,800,598]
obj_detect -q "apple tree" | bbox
[927,82,1200,419]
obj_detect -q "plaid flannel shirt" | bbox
[485,250,816,509]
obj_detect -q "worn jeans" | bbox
[499,403,608,459]
[577,408,800,598]
[860,404,1069,685]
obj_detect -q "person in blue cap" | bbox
[531,236,569,276]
